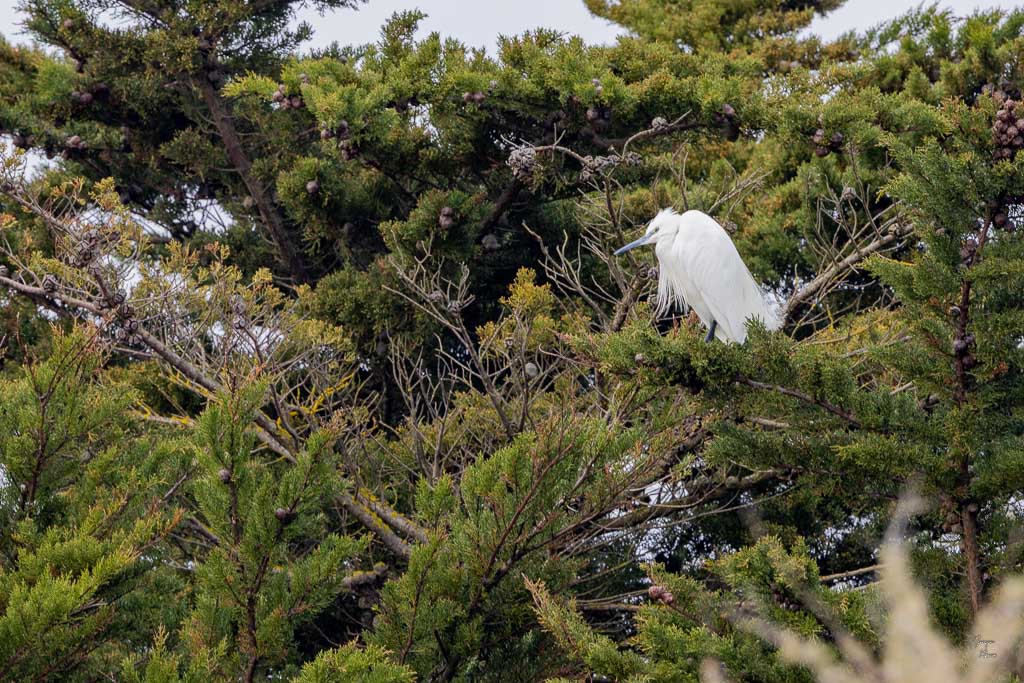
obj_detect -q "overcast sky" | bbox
[0,0,1019,52]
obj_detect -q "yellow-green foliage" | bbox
[370,416,654,679]
[292,643,415,683]
[0,329,184,680]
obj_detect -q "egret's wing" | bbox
[692,262,744,343]
[702,295,736,343]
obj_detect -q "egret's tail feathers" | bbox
[760,305,782,332]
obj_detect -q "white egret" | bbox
[614,208,780,343]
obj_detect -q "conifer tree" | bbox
[0,328,182,680]
[2,1,1024,681]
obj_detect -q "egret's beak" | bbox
[614,234,653,255]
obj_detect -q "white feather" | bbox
[642,208,778,343]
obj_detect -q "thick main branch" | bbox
[195,79,310,283]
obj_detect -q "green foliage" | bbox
[528,537,881,683]
[4,0,1024,681]
[585,0,844,52]
[173,384,370,680]
[292,642,415,683]
[0,328,183,681]
[369,416,650,679]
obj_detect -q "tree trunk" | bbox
[196,79,311,283]
[961,504,982,617]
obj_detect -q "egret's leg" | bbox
[705,319,717,343]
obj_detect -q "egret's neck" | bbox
[654,230,683,266]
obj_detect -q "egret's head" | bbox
[613,208,681,255]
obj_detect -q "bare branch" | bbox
[783,221,914,327]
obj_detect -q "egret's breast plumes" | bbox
[650,209,779,343]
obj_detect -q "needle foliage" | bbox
[2,0,1024,681]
